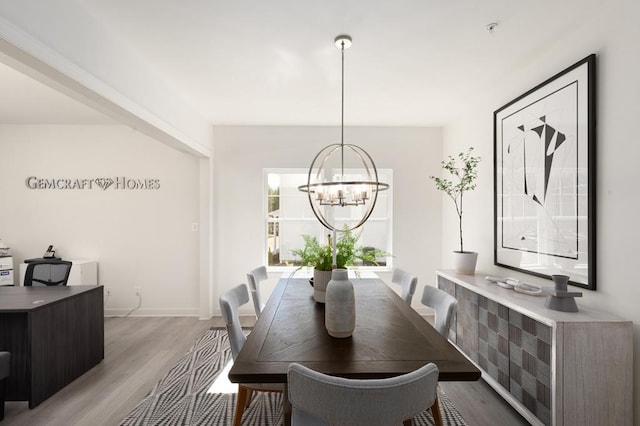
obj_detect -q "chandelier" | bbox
[298,35,389,231]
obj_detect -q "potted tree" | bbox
[430,147,481,275]
[291,226,388,302]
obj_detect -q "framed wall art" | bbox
[494,54,596,290]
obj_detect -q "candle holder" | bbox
[542,275,582,312]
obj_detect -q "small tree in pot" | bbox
[430,147,481,274]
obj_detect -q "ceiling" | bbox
[0,0,597,126]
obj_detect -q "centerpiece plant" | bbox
[291,225,388,271]
[291,225,389,302]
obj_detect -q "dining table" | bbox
[228,273,481,425]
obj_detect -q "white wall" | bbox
[213,126,442,315]
[0,125,202,316]
[442,0,640,419]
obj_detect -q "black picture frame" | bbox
[494,54,596,290]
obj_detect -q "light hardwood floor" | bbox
[2,317,528,426]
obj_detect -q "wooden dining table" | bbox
[228,275,480,425]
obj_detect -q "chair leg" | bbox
[245,388,254,408]
[234,385,249,426]
[430,393,444,426]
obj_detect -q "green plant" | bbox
[430,147,481,253]
[291,225,389,271]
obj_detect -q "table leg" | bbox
[283,382,292,426]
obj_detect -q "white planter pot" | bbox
[313,269,332,303]
[453,251,478,275]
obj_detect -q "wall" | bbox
[0,125,201,316]
[442,0,640,420]
[212,126,442,315]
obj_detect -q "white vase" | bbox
[313,269,332,303]
[325,269,355,338]
[453,251,478,275]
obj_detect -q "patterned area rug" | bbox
[121,328,467,425]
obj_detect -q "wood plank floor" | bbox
[2,317,529,426]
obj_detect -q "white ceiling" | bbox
[1,0,599,126]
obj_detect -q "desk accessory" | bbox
[543,274,582,312]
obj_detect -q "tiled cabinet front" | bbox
[438,277,551,425]
[478,296,510,390]
[508,311,552,425]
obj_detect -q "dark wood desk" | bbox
[229,277,480,424]
[0,286,104,407]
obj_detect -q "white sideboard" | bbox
[18,259,98,286]
[437,270,632,426]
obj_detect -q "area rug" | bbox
[121,328,467,425]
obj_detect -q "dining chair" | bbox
[391,268,418,305]
[24,260,73,286]
[287,362,443,426]
[219,284,283,426]
[246,266,268,318]
[421,285,458,338]
[0,351,10,421]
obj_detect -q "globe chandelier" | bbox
[298,34,389,232]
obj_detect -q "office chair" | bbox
[421,285,458,338]
[391,268,418,305]
[287,362,443,426]
[219,284,283,426]
[24,260,73,286]
[246,266,268,318]
[0,351,10,421]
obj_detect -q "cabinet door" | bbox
[455,284,478,362]
[509,310,552,425]
[478,295,510,389]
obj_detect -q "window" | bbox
[265,168,392,270]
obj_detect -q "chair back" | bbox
[391,268,418,305]
[246,266,268,318]
[24,260,72,286]
[421,285,458,337]
[219,284,249,360]
[288,362,439,426]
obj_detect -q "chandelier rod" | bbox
[340,38,345,178]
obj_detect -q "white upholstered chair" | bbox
[391,268,418,305]
[421,285,458,338]
[246,266,268,318]
[219,284,283,426]
[287,362,443,426]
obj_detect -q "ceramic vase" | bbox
[325,269,355,338]
[453,251,478,275]
[313,269,332,303]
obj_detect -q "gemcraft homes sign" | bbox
[25,176,161,190]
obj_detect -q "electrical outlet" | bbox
[134,286,141,296]
[106,289,111,296]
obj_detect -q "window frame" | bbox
[264,168,393,273]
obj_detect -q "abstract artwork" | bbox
[494,55,596,290]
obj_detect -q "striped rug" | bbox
[121,328,467,425]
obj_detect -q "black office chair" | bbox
[0,351,9,421]
[24,260,73,286]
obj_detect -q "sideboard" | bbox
[437,270,632,426]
